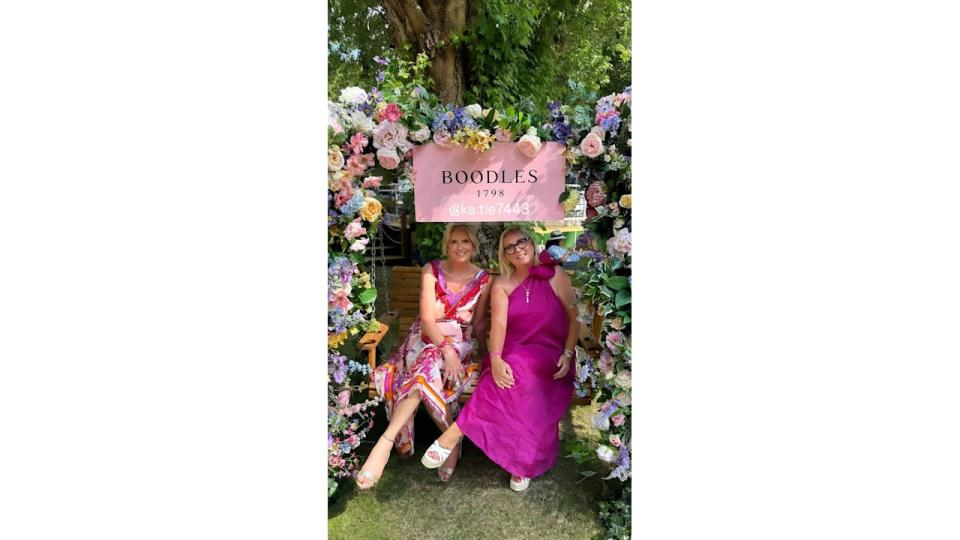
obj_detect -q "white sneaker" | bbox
[509,476,530,492]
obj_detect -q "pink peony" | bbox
[432,129,454,148]
[376,147,400,170]
[607,227,631,258]
[611,414,625,427]
[344,219,366,240]
[372,120,408,150]
[585,181,607,207]
[598,350,615,375]
[362,176,382,189]
[348,133,368,154]
[580,132,604,158]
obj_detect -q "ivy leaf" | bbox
[358,288,377,305]
[605,276,629,290]
[615,289,631,308]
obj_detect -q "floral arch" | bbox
[327,54,632,533]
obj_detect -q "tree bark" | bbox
[383,0,468,105]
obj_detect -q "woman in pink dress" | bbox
[421,227,579,491]
[355,224,491,489]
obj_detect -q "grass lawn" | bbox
[328,403,602,540]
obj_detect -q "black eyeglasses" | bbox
[503,237,530,255]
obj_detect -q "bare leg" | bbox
[356,390,421,489]
[437,421,463,448]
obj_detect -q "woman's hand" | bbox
[491,356,515,389]
[553,352,573,380]
[441,345,464,386]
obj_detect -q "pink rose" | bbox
[346,154,368,177]
[382,103,402,122]
[362,176,382,189]
[331,290,351,310]
[611,414,625,427]
[334,183,354,208]
[350,238,369,252]
[348,133,368,154]
[609,434,622,447]
[344,219,366,240]
[376,147,400,170]
[432,129,454,148]
[580,132,604,158]
[517,132,542,158]
[336,390,351,406]
[495,127,513,142]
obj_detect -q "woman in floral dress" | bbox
[356,223,491,489]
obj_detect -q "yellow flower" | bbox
[349,326,359,336]
[329,331,348,348]
[563,190,581,213]
[464,129,495,152]
[619,194,632,209]
[359,197,382,222]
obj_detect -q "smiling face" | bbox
[501,229,534,271]
[445,226,475,264]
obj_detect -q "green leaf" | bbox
[358,288,377,305]
[615,289,631,308]
[332,132,347,146]
[605,276,629,290]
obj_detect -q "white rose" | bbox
[615,370,632,389]
[596,445,616,463]
[328,148,344,171]
[464,104,483,118]
[338,86,368,105]
[410,124,431,142]
[517,133,542,158]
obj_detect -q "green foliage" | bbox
[328,0,632,117]
[413,222,447,262]
[596,485,631,540]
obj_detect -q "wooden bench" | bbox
[359,266,599,405]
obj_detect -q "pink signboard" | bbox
[412,142,566,222]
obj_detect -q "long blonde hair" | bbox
[497,227,539,278]
[441,223,480,259]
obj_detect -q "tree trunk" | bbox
[383,0,468,105]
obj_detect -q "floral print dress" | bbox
[372,260,490,457]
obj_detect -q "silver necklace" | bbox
[519,278,531,303]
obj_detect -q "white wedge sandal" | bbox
[421,437,460,469]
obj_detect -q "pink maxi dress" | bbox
[456,261,574,478]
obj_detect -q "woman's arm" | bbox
[472,278,492,353]
[488,279,515,389]
[553,270,580,379]
[420,264,464,384]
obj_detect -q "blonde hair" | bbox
[497,227,539,278]
[441,223,480,259]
